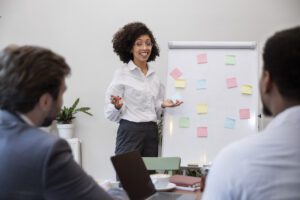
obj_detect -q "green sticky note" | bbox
[179,117,190,128]
[225,55,236,65]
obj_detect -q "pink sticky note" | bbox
[226,77,237,88]
[197,54,207,64]
[239,109,250,119]
[169,68,182,80]
[197,127,208,137]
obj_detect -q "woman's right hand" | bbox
[110,95,123,110]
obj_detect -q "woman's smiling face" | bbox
[131,34,153,64]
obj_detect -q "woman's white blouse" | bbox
[104,61,164,123]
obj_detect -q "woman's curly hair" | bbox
[112,22,160,63]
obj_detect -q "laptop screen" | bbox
[111,151,156,200]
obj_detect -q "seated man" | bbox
[202,26,300,200]
[0,45,119,199]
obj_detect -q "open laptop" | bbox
[111,151,195,200]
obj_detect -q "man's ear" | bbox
[38,93,53,112]
[261,70,273,95]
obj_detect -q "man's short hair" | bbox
[263,26,300,100]
[0,45,71,113]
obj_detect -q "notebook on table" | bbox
[110,151,196,200]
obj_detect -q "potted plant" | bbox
[56,98,92,139]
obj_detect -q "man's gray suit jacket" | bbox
[0,110,113,200]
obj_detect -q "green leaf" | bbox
[70,98,80,113]
[56,98,92,124]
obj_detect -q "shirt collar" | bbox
[128,60,137,71]
[128,60,155,76]
[265,105,300,131]
[18,113,35,126]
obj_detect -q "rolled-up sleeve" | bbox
[104,71,125,123]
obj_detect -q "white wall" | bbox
[0,0,299,180]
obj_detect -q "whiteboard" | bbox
[162,41,260,167]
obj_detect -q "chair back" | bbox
[142,157,181,175]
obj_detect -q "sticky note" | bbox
[170,68,182,80]
[225,55,236,65]
[175,79,186,88]
[179,117,190,128]
[171,93,182,102]
[226,77,237,88]
[224,118,236,129]
[239,108,250,119]
[197,104,208,114]
[241,85,252,95]
[197,127,208,137]
[197,79,207,89]
[197,53,207,64]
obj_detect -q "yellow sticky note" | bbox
[175,79,186,88]
[197,104,208,114]
[241,85,252,95]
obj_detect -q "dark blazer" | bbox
[0,110,113,200]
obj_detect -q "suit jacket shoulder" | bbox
[0,110,113,200]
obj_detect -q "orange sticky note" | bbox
[239,108,250,119]
[197,127,208,137]
[197,53,207,64]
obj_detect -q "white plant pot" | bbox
[57,123,74,139]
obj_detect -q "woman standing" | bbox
[105,22,182,158]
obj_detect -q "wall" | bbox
[0,0,299,180]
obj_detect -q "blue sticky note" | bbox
[196,79,207,89]
[171,93,182,102]
[224,118,236,129]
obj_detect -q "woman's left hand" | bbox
[162,99,183,108]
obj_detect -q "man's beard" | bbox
[40,116,54,127]
[40,104,58,127]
